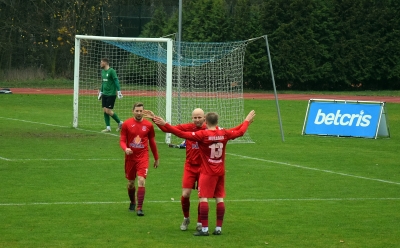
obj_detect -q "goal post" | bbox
[73,35,174,142]
[74,35,254,144]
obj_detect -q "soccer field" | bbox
[1,94,400,248]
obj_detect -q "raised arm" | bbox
[143,110,169,132]
[153,116,202,141]
[226,110,256,139]
[148,112,189,132]
[228,123,243,131]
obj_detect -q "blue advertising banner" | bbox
[302,100,390,138]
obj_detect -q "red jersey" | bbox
[120,118,159,161]
[159,123,206,165]
[163,121,250,176]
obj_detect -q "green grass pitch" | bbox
[1,94,400,247]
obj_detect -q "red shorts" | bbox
[125,159,148,180]
[198,174,225,198]
[182,162,201,189]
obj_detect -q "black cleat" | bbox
[193,230,209,236]
[137,209,144,216]
[212,230,222,235]
[129,203,136,212]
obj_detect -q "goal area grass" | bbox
[1,94,400,247]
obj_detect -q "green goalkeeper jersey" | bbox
[101,68,121,96]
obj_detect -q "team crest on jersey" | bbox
[191,142,199,149]
[142,126,147,131]
[130,135,144,148]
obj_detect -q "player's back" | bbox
[160,120,249,175]
[197,128,232,176]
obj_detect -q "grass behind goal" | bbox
[1,94,400,248]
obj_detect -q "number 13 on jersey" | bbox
[209,143,224,159]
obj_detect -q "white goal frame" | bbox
[73,35,259,144]
[73,35,174,142]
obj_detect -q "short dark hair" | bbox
[205,112,218,125]
[101,58,109,64]
[133,102,144,110]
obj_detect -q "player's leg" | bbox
[194,197,210,236]
[193,174,218,236]
[102,95,122,131]
[194,170,202,231]
[180,188,191,230]
[196,201,202,231]
[116,119,123,132]
[101,96,112,132]
[127,180,136,211]
[106,95,122,130]
[125,160,137,211]
[180,165,198,230]
[213,176,226,235]
[136,163,148,216]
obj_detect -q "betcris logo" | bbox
[314,109,371,127]
[304,102,382,138]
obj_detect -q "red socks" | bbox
[137,186,145,210]
[199,202,209,228]
[197,202,201,223]
[216,202,225,227]
[128,187,136,204]
[181,196,190,218]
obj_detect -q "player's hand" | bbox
[117,91,123,99]
[143,110,155,119]
[125,148,133,155]
[153,116,166,126]
[245,110,256,123]
[98,91,102,100]
[153,159,159,168]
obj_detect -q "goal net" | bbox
[74,35,253,144]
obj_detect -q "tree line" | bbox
[1,0,399,90]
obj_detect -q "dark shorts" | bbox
[102,95,117,109]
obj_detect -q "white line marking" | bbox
[0,117,69,128]
[11,158,121,161]
[227,198,400,202]
[227,153,400,185]
[0,116,122,137]
[2,117,399,186]
[0,117,168,141]
[1,198,400,206]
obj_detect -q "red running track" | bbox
[8,88,400,103]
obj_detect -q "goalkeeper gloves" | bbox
[97,91,102,100]
[117,91,123,99]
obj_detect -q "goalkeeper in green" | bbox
[99,58,123,132]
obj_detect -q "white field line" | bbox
[10,158,121,161]
[0,116,166,139]
[227,153,400,185]
[1,198,400,207]
[2,117,400,186]
[0,117,69,128]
